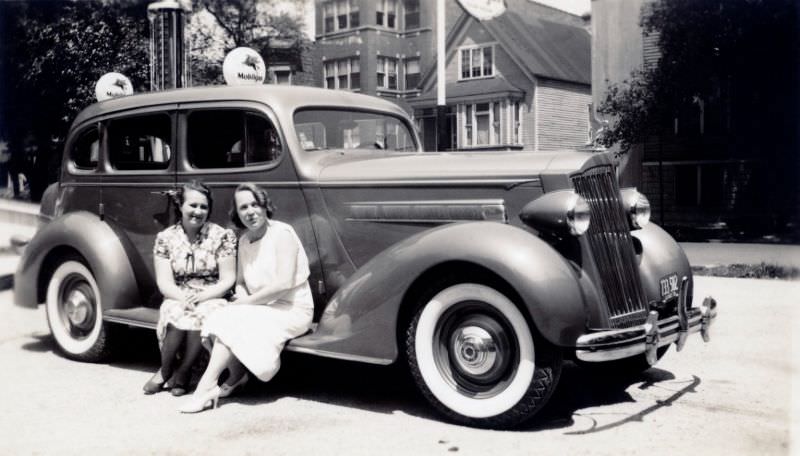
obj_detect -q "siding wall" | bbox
[536,78,591,150]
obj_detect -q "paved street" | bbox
[0,276,797,455]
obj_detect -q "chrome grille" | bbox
[572,166,648,328]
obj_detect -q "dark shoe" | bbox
[170,383,188,397]
[143,370,167,395]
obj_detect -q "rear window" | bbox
[187,110,282,169]
[294,109,417,152]
[107,114,172,171]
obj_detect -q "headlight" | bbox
[621,188,650,229]
[520,191,591,237]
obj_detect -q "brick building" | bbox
[313,0,592,152]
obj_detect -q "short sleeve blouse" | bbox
[153,222,236,286]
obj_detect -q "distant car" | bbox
[15,85,717,428]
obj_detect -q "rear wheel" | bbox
[406,283,562,428]
[45,257,113,362]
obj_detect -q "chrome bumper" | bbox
[576,279,718,364]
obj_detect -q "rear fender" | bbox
[293,222,588,363]
[14,211,142,311]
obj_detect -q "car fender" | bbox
[292,221,588,364]
[14,211,142,311]
[632,223,693,304]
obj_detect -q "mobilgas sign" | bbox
[223,47,266,86]
[457,0,506,20]
[95,73,134,102]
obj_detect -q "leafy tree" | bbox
[598,0,799,154]
[189,0,308,86]
[1,0,149,200]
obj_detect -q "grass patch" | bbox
[692,262,800,280]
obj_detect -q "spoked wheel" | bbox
[406,283,562,428]
[45,258,112,362]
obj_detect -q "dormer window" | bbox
[459,44,495,80]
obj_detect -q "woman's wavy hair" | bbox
[173,180,213,221]
[230,182,276,229]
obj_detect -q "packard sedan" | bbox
[15,85,717,428]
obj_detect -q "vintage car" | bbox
[15,85,717,428]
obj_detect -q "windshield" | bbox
[294,109,418,152]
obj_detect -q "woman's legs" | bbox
[195,340,236,393]
[159,324,184,381]
[171,330,203,390]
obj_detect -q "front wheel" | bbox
[406,283,562,428]
[45,258,113,362]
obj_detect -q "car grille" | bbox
[572,166,649,328]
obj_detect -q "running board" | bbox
[103,307,158,330]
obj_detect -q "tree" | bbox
[598,0,799,155]
[1,0,150,200]
[188,0,308,86]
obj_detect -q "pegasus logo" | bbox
[243,54,260,72]
[113,79,128,90]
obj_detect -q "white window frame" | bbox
[377,56,399,90]
[457,43,496,81]
[376,0,398,29]
[323,0,359,33]
[323,57,360,91]
[459,99,523,147]
[269,65,292,85]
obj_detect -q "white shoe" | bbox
[219,373,249,398]
[178,386,221,413]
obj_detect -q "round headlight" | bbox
[567,195,591,236]
[622,189,651,229]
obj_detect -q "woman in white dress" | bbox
[179,183,314,413]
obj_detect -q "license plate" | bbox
[659,273,679,299]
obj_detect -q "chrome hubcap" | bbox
[65,289,91,327]
[453,326,497,376]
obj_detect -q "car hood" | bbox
[315,149,611,183]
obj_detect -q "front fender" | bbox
[633,223,694,305]
[14,211,141,311]
[291,222,588,364]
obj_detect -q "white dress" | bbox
[202,220,314,382]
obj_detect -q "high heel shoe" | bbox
[219,373,249,398]
[143,370,167,395]
[178,386,221,413]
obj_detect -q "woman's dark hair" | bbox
[173,180,213,220]
[230,182,276,229]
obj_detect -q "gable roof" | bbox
[418,3,590,93]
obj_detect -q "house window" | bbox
[377,0,397,28]
[377,56,398,90]
[459,100,522,147]
[404,58,420,90]
[269,65,292,85]
[405,0,420,29]
[323,57,360,90]
[459,45,494,80]
[323,0,358,33]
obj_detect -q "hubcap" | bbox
[453,326,497,376]
[60,277,96,335]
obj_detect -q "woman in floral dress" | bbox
[143,181,237,396]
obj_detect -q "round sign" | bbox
[457,0,506,20]
[95,73,134,101]
[223,47,266,86]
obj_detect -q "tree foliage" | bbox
[1,0,149,199]
[598,0,799,153]
[189,0,308,86]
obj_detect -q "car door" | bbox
[176,102,324,315]
[101,108,178,306]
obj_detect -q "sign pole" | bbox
[435,0,447,151]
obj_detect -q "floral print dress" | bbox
[154,222,237,342]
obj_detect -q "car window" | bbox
[71,127,100,170]
[294,109,417,152]
[187,110,282,169]
[107,114,172,171]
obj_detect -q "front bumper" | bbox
[575,279,718,364]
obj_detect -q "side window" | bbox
[188,110,281,169]
[108,114,171,170]
[71,127,100,170]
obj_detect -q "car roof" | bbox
[72,85,411,127]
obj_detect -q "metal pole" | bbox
[436,0,447,150]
